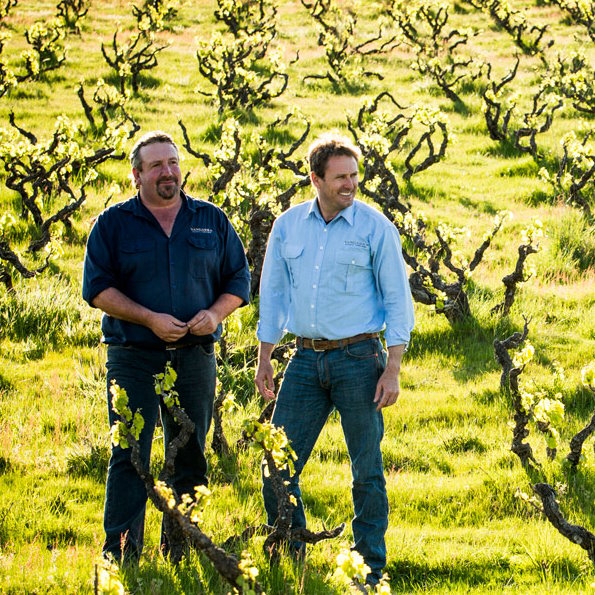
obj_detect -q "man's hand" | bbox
[374,367,400,410]
[255,342,276,401]
[148,313,188,342]
[187,309,219,336]
[187,293,244,336]
[92,287,188,342]
[374,344,405,411]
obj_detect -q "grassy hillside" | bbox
[0,0,594,593]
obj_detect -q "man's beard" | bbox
[156,178,179,199]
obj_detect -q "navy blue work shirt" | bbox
[82,191,251,348]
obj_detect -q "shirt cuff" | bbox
[256,322,284,345]
[82,280,114,307]
[222,277,251,305]
[384,331,411,348]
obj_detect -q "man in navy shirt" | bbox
[82,130,250,563]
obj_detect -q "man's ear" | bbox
[310,170,321,190]
[132,167,141,188]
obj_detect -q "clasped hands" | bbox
[150,309,219,343]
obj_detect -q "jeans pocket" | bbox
[197,343,215,356]
[376,342,387,375]
[345,339,378,360]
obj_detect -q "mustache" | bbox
[157,176,178,184]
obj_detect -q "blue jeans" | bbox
[102,343,216,562]
[262,338,389,580]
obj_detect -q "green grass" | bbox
[0,0,594,593]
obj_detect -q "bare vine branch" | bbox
[533,483,595,566]
[302,0,398,87]
[494,318,538,467]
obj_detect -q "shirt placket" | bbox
[168,238,178,317]
[308,221,328,335]
[167,213,184,318]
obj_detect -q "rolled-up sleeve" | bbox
[82,215,116,307]
[374,224,415,346]
[220,217,251,305]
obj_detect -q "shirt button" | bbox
[352,260,356,264]
[313,284,317,289]
[320,246,323,250]
[311,324,315,327]
[311,304,314,308]
[315,265,319,270]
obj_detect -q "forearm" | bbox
[207,293,244,325]
[92,287,189,342]
[92,287,156,327]
[258,341,276,365]
[385,344,405,375]
[187,293,244,336]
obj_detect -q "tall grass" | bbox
[543,210,595,282]
[0,277,100,355]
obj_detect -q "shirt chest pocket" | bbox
[336,249,373,294]
[120,239,156,282]
[188,235,217,279]
[281,243,304,288]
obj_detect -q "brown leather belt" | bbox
[296,332,379,352]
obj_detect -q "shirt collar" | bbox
[306,198,356,226]
[121,190,194,216]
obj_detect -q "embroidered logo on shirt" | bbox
[344,240,368,248]
[191,228,213,233]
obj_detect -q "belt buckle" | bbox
[311,338,325,352]
[166,344,184,350]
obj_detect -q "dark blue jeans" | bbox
[103,343,216,562]
[262,338,388,580]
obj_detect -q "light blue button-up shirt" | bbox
[257,198,415,346]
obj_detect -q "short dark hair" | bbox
[129,131,178,171]
[307,132,361,179]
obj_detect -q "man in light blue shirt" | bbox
[255,132,414,587]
